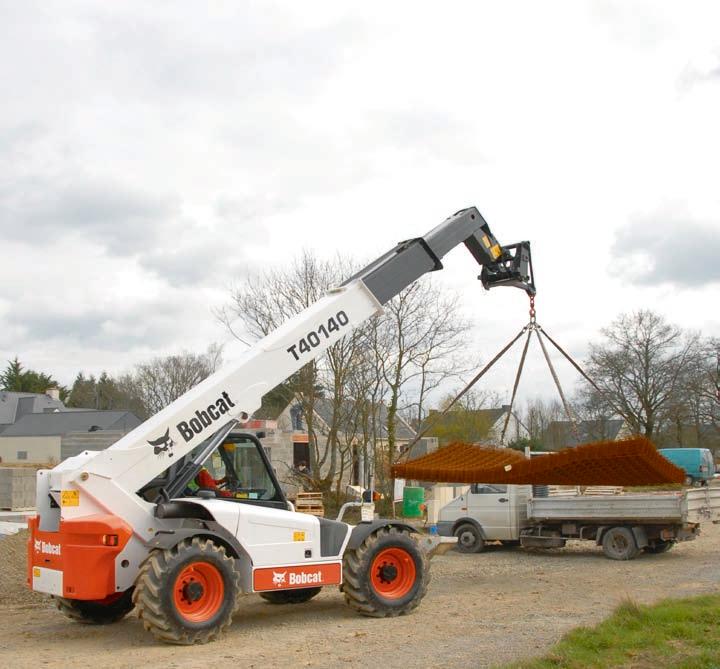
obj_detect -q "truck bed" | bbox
[527,487,720,525]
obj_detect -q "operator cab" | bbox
[138,429,288,511]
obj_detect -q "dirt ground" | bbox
[1,522,719,669]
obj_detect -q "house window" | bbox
[293,442,310,469]
[290,405,304,431]
[16,451,28,461]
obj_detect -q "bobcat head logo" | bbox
[147,428,175,458]
[272,571,287,587]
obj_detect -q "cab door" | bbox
[466,484,513,540]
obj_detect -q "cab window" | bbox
[470,483,508,494]
[190,437,279,502]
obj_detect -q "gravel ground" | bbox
[1,522,719,669]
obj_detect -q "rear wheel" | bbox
[342,527,428,618]
[133,537,240,644]
[644,540,674,554]
[602,527,640,560]
[56,588,134,624]
[259,587,321,604]
[684,476,694,487]
[454,523,485,553]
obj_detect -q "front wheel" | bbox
[133,537,241,644]
[259,587,321,604]
[56,588,134,624]
[342,527,429,618]
[454,523,486,554]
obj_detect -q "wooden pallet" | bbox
[295,492,324,517]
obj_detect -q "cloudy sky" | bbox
[1,1,719,406]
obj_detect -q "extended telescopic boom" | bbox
[41,206,533,532]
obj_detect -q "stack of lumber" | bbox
[583,485,624,496]
[295,492,324,517]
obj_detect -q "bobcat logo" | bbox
[147,428,175,458]
[272,571,287,587]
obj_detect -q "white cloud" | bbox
[1,0,719,404]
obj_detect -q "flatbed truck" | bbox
[437,483,720,560]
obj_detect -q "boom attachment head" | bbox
[480,240,535,296]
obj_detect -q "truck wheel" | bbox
[684,476,694,487]
[133,537,241,645]
[342,526,429,618]
[259,587,321,604]
[602,527,640,561]
[56,588,134,624]
[644,540,674,554]
[454,523,486,553]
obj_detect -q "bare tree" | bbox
[219,251,360,492]
[119,345,223,416]
[370,279,473,497]
[585,310,701,439]
[220,253,472,500]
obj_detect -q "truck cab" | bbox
[436,483,532,552]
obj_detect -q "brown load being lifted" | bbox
[391,437,686,486]
[393,295,687,487]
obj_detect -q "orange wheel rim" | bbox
[173,561,224,622]
[370,547,416,600]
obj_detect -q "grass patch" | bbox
[508,594,720,669]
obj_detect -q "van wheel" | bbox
[454,523,485,553]
[602,527,640,560]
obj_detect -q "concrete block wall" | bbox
[0,467,37,510]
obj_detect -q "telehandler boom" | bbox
[28,207,534,644]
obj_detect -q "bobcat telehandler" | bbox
[28,207,534,644]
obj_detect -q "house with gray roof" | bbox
[0,390,66,433]
[542,418,630,451]
[422,405,528,448]
[0,410,141,464]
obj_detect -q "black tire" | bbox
[133,537,241,645]
[602,527,640,561]
[644,540,674,555]
[56,588,134,624]
[342,526,429,618]
[259,587,321,604]
[684,476,694,487]
[454,523,486,554]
